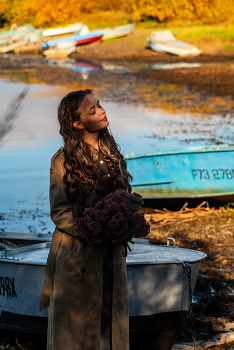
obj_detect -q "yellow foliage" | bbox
[0,0,234,27]
[128,0,234,23]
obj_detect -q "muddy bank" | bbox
[73,43,234,64]
[2,55,234,113]
[138,64,234,99]
[145,203,234,349]
[0,329,46,350]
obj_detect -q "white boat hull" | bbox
[0,41,27,53]
[43,41,76,58]
[0,235,205,334]
[101,24,135,40]
[43,23,83,37]
[148,38,202,56]
[0,233,206,350]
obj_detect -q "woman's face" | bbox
[73,94,109,133]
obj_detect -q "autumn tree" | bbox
[0,0,234,27]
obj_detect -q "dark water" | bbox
[1,57,234,233]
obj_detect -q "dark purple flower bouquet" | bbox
[75,189,150,247]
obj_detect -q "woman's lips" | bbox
[101,116,107,121]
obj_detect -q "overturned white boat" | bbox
[42,22,83,37]
[148,30,202,57]
[0,232,206,350]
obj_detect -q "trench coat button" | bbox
[81,267,86,273]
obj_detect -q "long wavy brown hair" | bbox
[57,89,132,215]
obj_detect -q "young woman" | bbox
[39,89,132,350]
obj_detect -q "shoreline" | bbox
[9,25,234,64]
[13,40,234,64]
[2,53,234,102]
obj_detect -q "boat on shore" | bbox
[0,28,43,53]
[125,144,234,209]
[42,31,103,50]
[43,41,76,58]
[99,23,135,40]
[0,232,206,350]
[147,30,202,57]
[42,22,83,37]
[0,24,36,36]
[0,40,27,53]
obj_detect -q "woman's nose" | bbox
[99,107,105,115]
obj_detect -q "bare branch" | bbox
[0,86,29,141]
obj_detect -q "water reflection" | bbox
[1,56,234,233]
[45,57,201,74]
[1,55,234,117]
[1,81,234,155]
[46,58,102,72]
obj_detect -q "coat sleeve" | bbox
[50,153,77,237]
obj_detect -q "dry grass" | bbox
[145,202,234,242]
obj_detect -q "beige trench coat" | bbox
[39,147,129,350]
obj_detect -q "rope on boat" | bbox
[183,262,196,350]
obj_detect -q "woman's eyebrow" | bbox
[88,100,99,111]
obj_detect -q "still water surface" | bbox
[1,58,234,233]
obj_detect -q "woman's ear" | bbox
[73,121,84,130]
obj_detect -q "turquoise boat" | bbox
[42,31,103,49]
[125,144,234,208]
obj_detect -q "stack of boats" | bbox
[0,24,43,53]
[42,24,104,58]
[42,23,135,58]
[0,22,202,58]
[0,22,135,57]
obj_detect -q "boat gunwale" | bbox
[0,255,206,266]
[124,144,234,160]
[0,232,52,241]
[0,239,207,266]
[140,191,234,199]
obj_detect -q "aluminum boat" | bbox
[0,232,206,350]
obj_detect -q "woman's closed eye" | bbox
[91,104,102,115]
[90,106,96,115]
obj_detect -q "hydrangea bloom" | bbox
[75,189,150,246]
